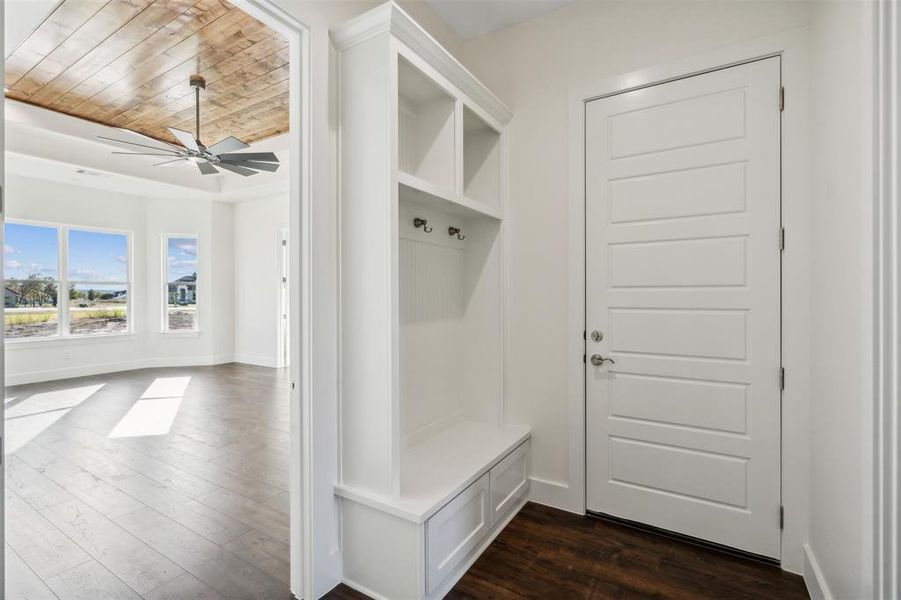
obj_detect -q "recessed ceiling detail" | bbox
[5,0,289,147]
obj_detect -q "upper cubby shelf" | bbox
[463,106,501,209]
[398,171,502,220]
[398,56,456,191]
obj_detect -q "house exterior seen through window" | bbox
[3,222,131,340]
[164,235,198,331]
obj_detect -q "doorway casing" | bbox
[0,0,312,597]
[227,1,313,597]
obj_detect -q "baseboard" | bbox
[341,578,391,600]
[233,353,279,368]
[5,354,236,386]
[529,476,582,515]
[803,544,834,600]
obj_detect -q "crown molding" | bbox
[331,1,512,125]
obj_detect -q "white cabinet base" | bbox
[340,440,530,600]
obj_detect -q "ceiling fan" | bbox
[98,75,279,177]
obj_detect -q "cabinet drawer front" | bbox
[489,441,530,528]
[426,474,490,594]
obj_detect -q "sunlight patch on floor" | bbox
[4,384,105,453]
[108,376,191,438]
[141,376,191,399]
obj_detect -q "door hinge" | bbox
[779,227,785,252]
[282,239,287,246]
[583,354,586,364]
[780,505,785,529]
[779,367,785,391]
[779,86,785,111]
[291,382,296,389]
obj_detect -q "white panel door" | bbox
[585,57,781,558]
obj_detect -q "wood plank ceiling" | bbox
[4,0,289,147]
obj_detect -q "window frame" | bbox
[4,219,134,343]
[161,233,199,334]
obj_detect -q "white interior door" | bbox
[585,57,782,558]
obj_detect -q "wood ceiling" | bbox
[5,0,289,147]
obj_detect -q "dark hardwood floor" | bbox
[4,363,293,600]
[326,503,809,600]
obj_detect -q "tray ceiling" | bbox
[4,0,289,147]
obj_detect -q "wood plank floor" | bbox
[326,503,810,600]
[4,363,293,600]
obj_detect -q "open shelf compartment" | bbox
[398,56,456,191]
[463,106,501,209]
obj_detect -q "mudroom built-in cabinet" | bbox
[333,3,530,598]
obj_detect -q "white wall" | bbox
[234,194,289,367]
[456,0,813,507]
[4,173,236,384]
[807,1,874,598]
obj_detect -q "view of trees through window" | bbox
[4,223,130,339]
[4,223,59,338]
[68,229,129,335]
[165,236,197,331]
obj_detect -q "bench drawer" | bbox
[489,441,529,528]
[425,473,490,595]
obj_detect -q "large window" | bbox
[67,229,130,335]
[163,235,197,332]
[4,222,131,340]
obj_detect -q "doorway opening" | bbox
[1,0,311,597]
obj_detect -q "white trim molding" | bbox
[804,544,835,600]
[219,1,315,598]
[330,1,512,126]
[4,354,235,387]
[874,1,900,598]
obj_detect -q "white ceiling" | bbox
[424,0,579,40]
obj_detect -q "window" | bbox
[4,222,131,340]
[4,223,59,338]
[67,229,130,335]
[163,235,197,331]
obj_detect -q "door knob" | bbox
[590,354,614,367]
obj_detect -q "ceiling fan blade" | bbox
[154,158,189,167]
[222,160,280,172]
[216,161,258,177]
[206,136,250,155]
[197,161,219,175]
[218,152,279,163]
[112,152,181,156]
[114,128,183,151]
[167,127,200,152]
[98,136,183,153]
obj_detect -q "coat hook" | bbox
[448,226,465,240]
[413,217,432,233]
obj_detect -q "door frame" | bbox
[227,2,312,597]
[873,2,900,596]
[0,0,315,595]
[563,27,812,574]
